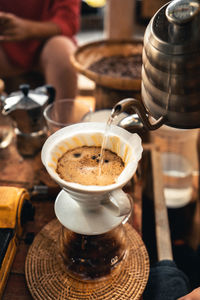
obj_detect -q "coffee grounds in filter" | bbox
[56,146,124,186]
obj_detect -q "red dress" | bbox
[0,0,81,70]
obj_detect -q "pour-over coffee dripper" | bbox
[41,122,143,280]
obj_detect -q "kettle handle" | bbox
[45,85,56,104]
[102,189,131,217]
[34,84,56,104]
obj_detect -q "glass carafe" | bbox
[59,215,131,281]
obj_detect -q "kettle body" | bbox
[1,84,55,133]
[1,84,55,156]
[142,0,200,129]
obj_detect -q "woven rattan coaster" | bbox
[25,219,149,300]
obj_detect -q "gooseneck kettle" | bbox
[112,0,200,130]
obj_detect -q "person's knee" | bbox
[39,35,78,99]
[40,35,76,70]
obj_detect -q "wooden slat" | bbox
[151,148,173,261]
[104,0,135,39]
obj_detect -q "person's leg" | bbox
[39,36,78,100]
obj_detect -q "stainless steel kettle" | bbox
[1,84,55,156]
[112,0,200,130]
[1,84,55,133]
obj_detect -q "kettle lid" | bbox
[146,0,200,54]
[3,84,49,114]
[166,0,200,24]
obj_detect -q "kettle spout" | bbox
[0,100,10,116]
[111,98,166,131]
[111,98,137,118]
[1,103,15,116]
[0,93,18,116]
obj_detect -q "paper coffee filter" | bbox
[42,122,142,190]
[117,133,143,184]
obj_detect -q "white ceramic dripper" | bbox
[41,122,143,235]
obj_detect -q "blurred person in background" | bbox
[0,0,81,99]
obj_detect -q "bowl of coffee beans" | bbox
[71,39,143,91]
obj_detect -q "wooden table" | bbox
[2,132,198,299]
[1,136,143,300]
[0,140,58,300]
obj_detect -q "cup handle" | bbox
[102,188,131,217]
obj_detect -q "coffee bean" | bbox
[74,153,81,158]
[89,54,142,79]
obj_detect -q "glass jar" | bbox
[59,221,129,281]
